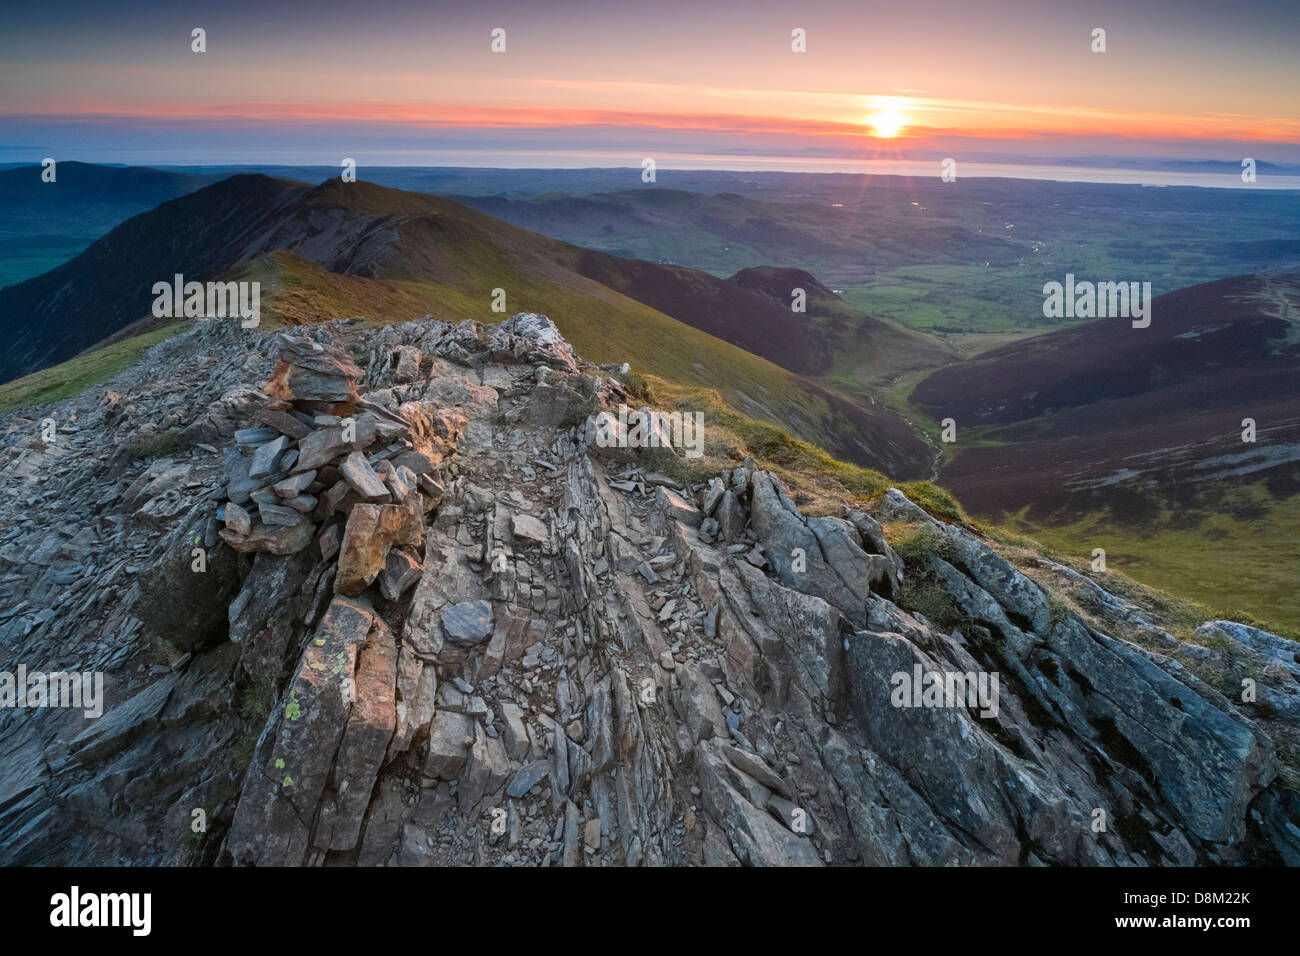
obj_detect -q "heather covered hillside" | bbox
[914,274,1300,631]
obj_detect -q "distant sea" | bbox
[387,151,1300,189]
[8,148,1299,189]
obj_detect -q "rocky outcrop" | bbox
[0,313,1295,867]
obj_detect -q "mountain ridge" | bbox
[0,173,934,478]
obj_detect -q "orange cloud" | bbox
[10,97,1297,144]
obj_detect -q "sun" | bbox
[869,109,906,138]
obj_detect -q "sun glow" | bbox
[869,109,906,138]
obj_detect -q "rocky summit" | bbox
[0,312,1296,867]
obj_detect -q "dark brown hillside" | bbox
[727,265,839,304]
[571,250,833,374]
[0,175,309,380]
[917,274,1300,525]
[912,274,1300,425]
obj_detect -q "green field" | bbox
[0,237,89,289]
[837,266,1037,332]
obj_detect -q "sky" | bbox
[1,0,1298,169]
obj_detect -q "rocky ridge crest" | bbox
[0,313,1296,866]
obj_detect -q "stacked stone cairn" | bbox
[217,333,454,599]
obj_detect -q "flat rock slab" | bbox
[507,760,551,798]
[220,520,314,556]
[272,470,316,498]
[266,361,357,403]
[258,502,303,527]
[511,513,549,547]
[425,711,474,779]
[323,617,397,851]
[69,673,178,766]
[655,486,701,528]
[252,407,313,440]
[441,600,494,647]
[340,451,391,502]
[295,426,355,473]
[235,426,279,447]
[248,435,290,479]
[223,596,372,865]
[273,335,364,379]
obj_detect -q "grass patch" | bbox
[234,681,276,770]
[558,390,601,430]
[993,492,1300,640]
[896,481,968,525]
[641,450,719,488]
[897,577,967,631]
[1045,590,1073,633]
[887,522,956,565]
[644,375,896,503]
[0,323,185,415]
[884,521,969,630]
[617,369,652,402]
[124,426,184,461]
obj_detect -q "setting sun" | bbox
[870,109,906,138]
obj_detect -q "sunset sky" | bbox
[2,0,1298,167]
